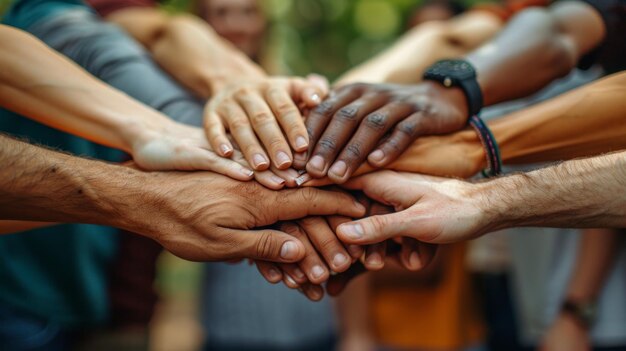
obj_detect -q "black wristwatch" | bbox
[423,59,483,117]
[561,299,597,329]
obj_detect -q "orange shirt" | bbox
[371,243,485,350]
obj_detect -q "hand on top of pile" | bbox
[293,81,470,183]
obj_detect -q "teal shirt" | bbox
[0,109,123,327]
[1,0,121,328]
[3,0,90,30]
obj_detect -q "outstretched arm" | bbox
[102,7,327,169]
[0,134,365,263]
[336,10,503,85]
[104,8,265,97]
[338,151,626,246]
[299,1,606,182]
[0,25,254,178]
[349,71,626,179]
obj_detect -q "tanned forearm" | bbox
[0,134,146,230]
[478,151,626,231]
[335,11,502,85]
[106,9,265,98]
[467,1,605,106]
[0,25,177,152]
[379,72,626,179]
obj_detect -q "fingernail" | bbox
[293,267,305,279]
[333,253,348,267]
[367,252,382,266]
[276,151,291,167]
[271,175,286,186]
[220,143,232,155]
[285,275,298,288]
[268,268,281,281]
[311,93,321,104]
[311,265,325,279]
[295,136,308,151]
[309,286,323,300]
[308,155,326,172]
[339,224,364,239]
[328,161,347,178]
[280,241,299,260]
[241,168,255,178]
[368,149,385,163]
[410,251,421,269]
[253,153,269,168]
[295,173,312,187]
[348,245,362,258]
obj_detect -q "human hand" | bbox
[124,172,365,263]
[255,215,360,301]
[131,121,300,189]
[295,81,469,183]
[539,314,591,351]
[336,171,493,246]
[204,76,328,170]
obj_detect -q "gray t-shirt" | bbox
[200,262,335,348]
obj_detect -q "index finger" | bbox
[269,188,366,222]
[294,88,362,170]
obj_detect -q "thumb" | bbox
[226,229,306,263]
[337,211,417,245]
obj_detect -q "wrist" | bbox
[451,129,487,175]
[201,58,266,96]
[422,80,469,119]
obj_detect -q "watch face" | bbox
[431,60,476,81]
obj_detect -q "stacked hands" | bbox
[132,74,488,300]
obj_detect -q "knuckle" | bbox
[243,143,260,156]
[313,101,335,117]
[299,216,319,226]
[364,112,388,130]
[385,138,402,152]
[344,143,362,160]
[255,232,277,258]
[335,106,359,122]
[318,138,337,153]
[370,215,387,232]
[397,120,418,137]
[300,187,318,202]
[251,112,275,125]
[280,222,301,236]
[235,87,254,98]
[284,119,304,134]
[275,101,298,116]
[268,137,286,150]
[319,236,339,251]
[306,125,316,140]
[229,118,250,131]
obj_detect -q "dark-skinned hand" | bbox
[294,81,469,183]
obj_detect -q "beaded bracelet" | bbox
[468,115,502,178]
